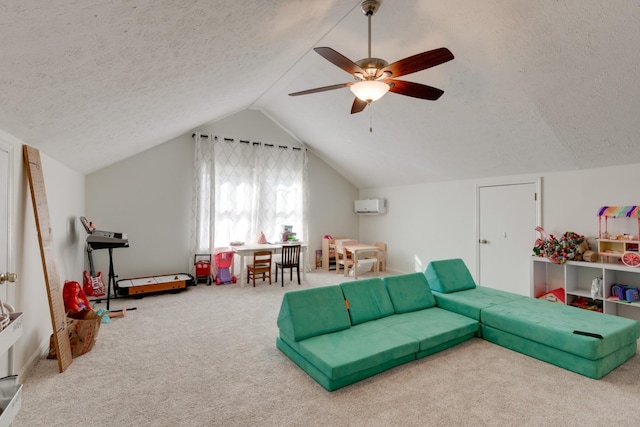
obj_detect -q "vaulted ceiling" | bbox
[2,1,640,189]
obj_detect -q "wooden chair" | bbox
[335,239,357,276]
[374,241,387,272]
[275,244,301,287]
[247,250,272,287]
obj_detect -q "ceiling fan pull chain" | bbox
[370,103,373,133]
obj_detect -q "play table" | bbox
[342,243,381,279]
[232,243,308,287]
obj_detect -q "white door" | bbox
[0,144,11,304]
[478,181,540,296]
[0,142,14,376]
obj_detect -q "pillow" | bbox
[340,278,394,325]
[383,273,436,313]
[425,259,477,293]
[277,286,351,341]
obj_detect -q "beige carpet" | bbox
[14,270,640,427]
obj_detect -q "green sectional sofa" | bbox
[276,273,478,391]
[276,259,639,391]
[426,258,639,379]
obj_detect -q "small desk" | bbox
[342,244,380,280]
[232,243,308,287]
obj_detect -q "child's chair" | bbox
[335,239,357,276]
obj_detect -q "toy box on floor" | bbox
[47,310,101,359]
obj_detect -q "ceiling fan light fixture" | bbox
[350,80,389,102]
[288,0,454,113]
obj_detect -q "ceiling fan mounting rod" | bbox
[367,11,372,59]
[361,0,380,60]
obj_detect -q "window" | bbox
[192,135,307,253]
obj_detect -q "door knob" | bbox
[479,239,488,244]
[0,272,17,284]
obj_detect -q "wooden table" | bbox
[342,243,380,280]
[232,243,308,287]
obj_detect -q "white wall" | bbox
[86,109,359,278]
[86,134,194,278]
[360,163,640,277]
[0,130,86,378]
[307,149,360,260]
[359,180,475,274]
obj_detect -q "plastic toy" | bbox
[597,206,640,239]
[622,251,640,267]
[213,250,237,285]
[611,284,640,302]
[63,280,126,321]
[63,280,92,314]
[83,270,106,297]
[194,254,212,285]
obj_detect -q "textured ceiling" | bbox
[2,1,640,188]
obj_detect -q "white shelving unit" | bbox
[531,257,640,322]
[0,312,23,427]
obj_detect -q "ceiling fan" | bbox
[289,0,454,114]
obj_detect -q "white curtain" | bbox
[191,133,216,255]
[191,133,308,256]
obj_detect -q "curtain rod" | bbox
[192,134,303,151]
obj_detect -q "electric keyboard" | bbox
[80,216,129,249]
[86,234,129,249]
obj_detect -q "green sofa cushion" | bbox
[340,278,395,325]
[425,258,477,293]
[277,286,351,342]
[374,307,479,354]
[276,336,415,391]
[482,325,639,379]
[282,320,418,380]
[481,298,640,360]
[433,286,526,320]
[383,273,436,313]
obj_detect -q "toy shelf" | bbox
[0,312,23,427]
[531,257,640,322]
[321,236,351,271]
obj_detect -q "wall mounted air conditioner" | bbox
[354,198,387,215]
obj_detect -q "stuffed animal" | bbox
[573,240,590,261]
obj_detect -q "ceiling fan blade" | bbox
[386,79,444,100]
[351,97,368,114]
[314,47,365,76]
[382,47,454,78]
[289,82,354,96]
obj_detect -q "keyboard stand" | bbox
[87,245,129,311]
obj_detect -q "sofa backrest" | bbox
[425,258,477,293]
[340,278,395,325]
[383,272,436,313]
[277,286,351,341]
